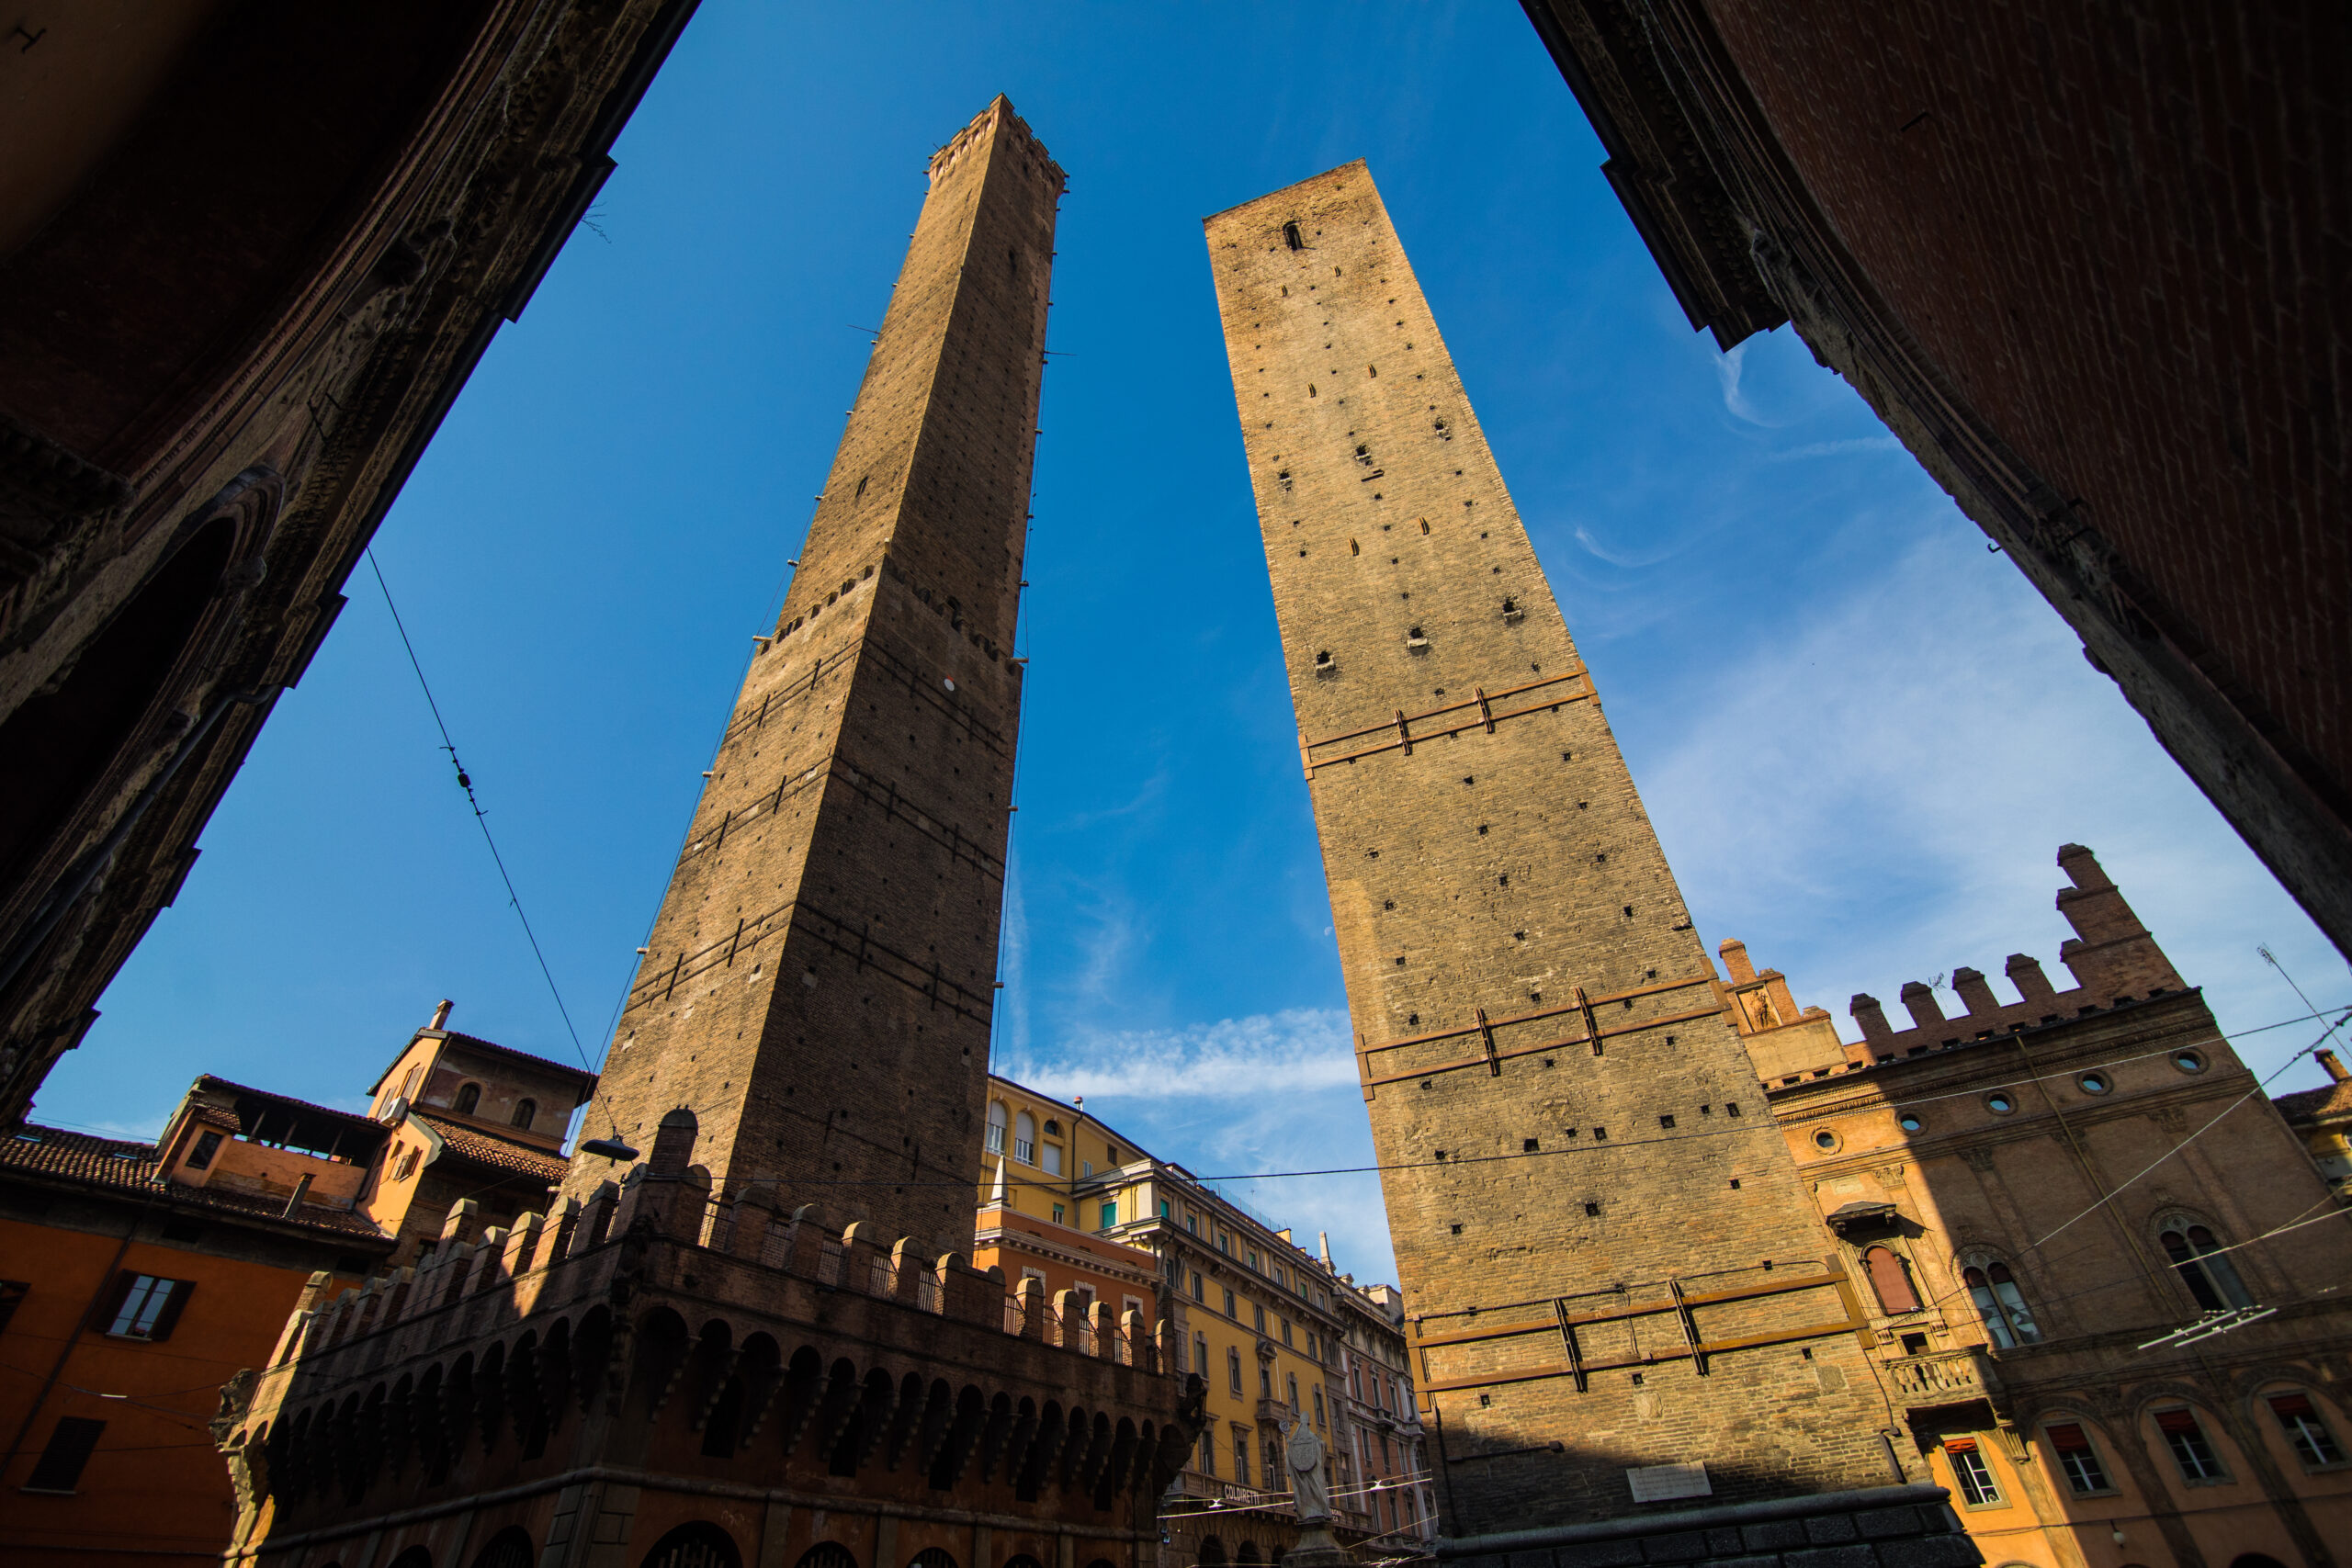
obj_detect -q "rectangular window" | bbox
[985,1122,1006,1155]
[1253,1305,1266,1334]
[1223,1288,1237,1317]
[1199,1428,1216,1476]
[2157,1408,2224,1481]
[1159,1199,1170,1217]
[1042,1143,1062,1175]
[1014,1135,1035,1163]
[1194,1333,1209,1376]
[187,1130,224,1169]
[1098,1201,1118,1231]
[26,1416,105,1494]
[104,1275,192,1341]
[2270,1393,2346,1467]
[1051,1203,1064,1224]
[1260,1365,1273,1398]
[1185,1213,1199,1235]
[1282,1318,1294,1347]
[2044,1422,2110,1494]
[1228,1347,1244,1395]
[1191,1271,1204,1302]
[1945,1439,2003,1507]
[1314,1387,1326,1426]
[1234,1431,1250,1486]
[1287,1373,1300,1410]
[1081,1160,1093,1178]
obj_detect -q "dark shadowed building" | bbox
[1521,1,2352,964]
[0,0,700,1130]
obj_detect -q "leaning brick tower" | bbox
[568,96,1057,1254]
[1206,165,1971,1555]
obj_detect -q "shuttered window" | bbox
[2043,1422,2110,1494]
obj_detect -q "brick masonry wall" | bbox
[1204,165,1897,1531]
[563,99,1062,1255]
[1700,0,2349,915]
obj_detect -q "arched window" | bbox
[908,1551,956,1568]
[470,1529,534,1568]
[1198,1540,1226,1567]
[2267,1390,2346,1468]
[388,1551,433,1568]
[641,1523,741,1568]
[512,1099,536,1130]
[1236,1545,1261,1566]
[1962,1262,2041,1347]
[1012,1112,1035,1165]
[1002,1556,1046,1568]
[454,1084,481,1116]
[1861,1246,1922,1314]
[793,1545,857,1568]
[2160,1224,2253,1312]
[985,1102,1007,1155]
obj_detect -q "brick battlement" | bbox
[1843,845,2182,1068]
[218,1158,1193,1563]
[1724,846,2188,1088]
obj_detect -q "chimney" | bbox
[2005,953,2056,1003]
[1718,939,1758,984]
[1900,981,1946,1032]
[1951,967,1998,1016]
[1850,993,1893,1044]
[2320,1050,2348,1084]
[429,998,454,1032]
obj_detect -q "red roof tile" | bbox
[2275,1081,2352,1122]
[415,1114,568,1183]
[0,1125,390,1240]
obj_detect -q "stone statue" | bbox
[1284,1419,1331,1524]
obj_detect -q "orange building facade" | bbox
[0,1118,388,1565]
[1730,846,2352,1567]
[0,1003,590,1564]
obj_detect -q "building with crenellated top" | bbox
[1725,845,2352,1566]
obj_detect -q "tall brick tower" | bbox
[1206,166,1963,1551]
[571,96,1059,1253]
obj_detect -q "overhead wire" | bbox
[366,548,593,1080]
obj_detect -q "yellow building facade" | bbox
[975,1075,1424,1564]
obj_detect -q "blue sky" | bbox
[40,5,2344,1285]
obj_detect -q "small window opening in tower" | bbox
[1522,1138,1538,1152]
[1419,519,1430,535]
[1367,365,1377,377]
[1501,597,1517,615]
[1283,221,1303,251]
[1584,1201,1600,1216]
[1408,626,1423,638]
[855,476,868,497]
[1351,539,1360,556]
[1316,651,1332,666]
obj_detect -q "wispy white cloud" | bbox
[1713,340,1770,426]
[1001,1007,1399,1281]
[1637,519,2345,1077]
[1572,525,1683,570]
[1767,435,1902,461]
[1001,1007,1354,1101]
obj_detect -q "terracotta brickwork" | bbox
[1744,848,2352,1566]
[1204,164,1898,1531]
[570,97,1061,1253]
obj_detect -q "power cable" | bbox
[366,548,593,1080]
